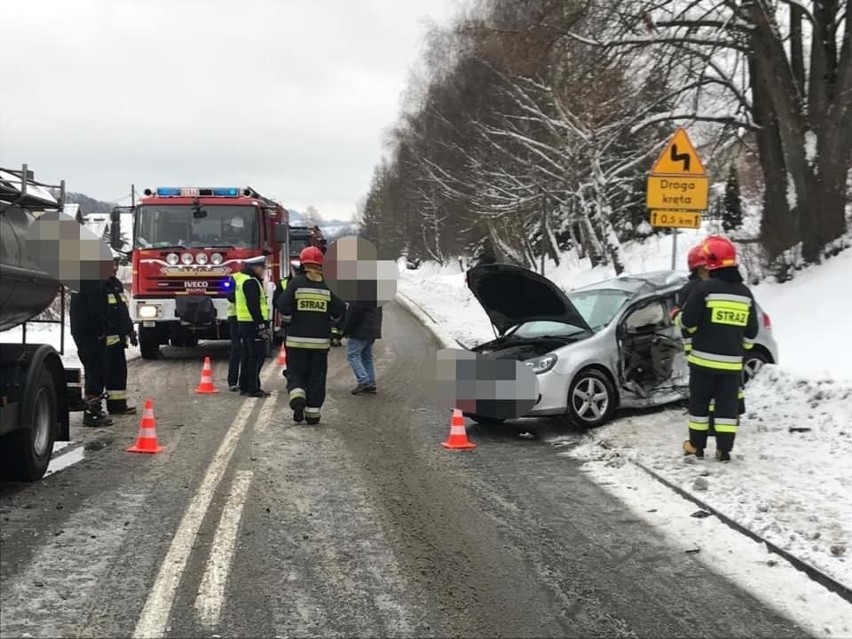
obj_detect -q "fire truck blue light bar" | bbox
[155,187,241,197]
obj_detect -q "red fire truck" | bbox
[116,186,320,360]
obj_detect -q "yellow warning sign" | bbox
[649,128,706,176]
[646,176,709,211]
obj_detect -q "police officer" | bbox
[70,279,112,427]
[275,246,346,424]
[233,255,271,398]
[680,236,758,462]
[104,255,138,415]
[225,274,241,392]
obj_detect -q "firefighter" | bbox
[233,255,271,398]
[70,279,113,427]
[275,246,346,425]
[225,274,241,391]
[104,256,138,415]
[679,236,758,462]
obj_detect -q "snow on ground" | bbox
[0,322,141,369]
[751,248,852,381]
[396,235,852,618]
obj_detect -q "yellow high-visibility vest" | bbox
[233,272,270,323]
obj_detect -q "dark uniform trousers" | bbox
[228,316,241,388]
[76,337,107,399]
[105,336,130,412]
[688,365,741,452]
[286,348,329,420]
[238,323,265,394]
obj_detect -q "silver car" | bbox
[464,265,779,428]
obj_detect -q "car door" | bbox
[617,296,686,396]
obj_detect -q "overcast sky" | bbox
[0,0,466,221]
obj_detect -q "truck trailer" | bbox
[0,166,89,482]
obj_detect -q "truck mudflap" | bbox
[175,295,217,326]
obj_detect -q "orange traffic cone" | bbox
[127,398,164,454]
[195,356,219,394]
[441,409,476,450]
[276,343,287,367]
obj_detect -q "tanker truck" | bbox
[0,165,92,482]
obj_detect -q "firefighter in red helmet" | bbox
[679,236,758,461]
[671,243,710,353]
[274,246,346,425]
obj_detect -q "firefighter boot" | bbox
[683,440,704,458]
[290,394,306,424]
[83,404,113,428]
[715,449,731,462]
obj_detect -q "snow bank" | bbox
[565,365,852,592]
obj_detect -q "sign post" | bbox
[645,127,708,269]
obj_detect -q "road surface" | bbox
[0,301,809,638]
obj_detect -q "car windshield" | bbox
[133,204,258,249]
[288,235,313,254]
[566,288,633,332]
[508,320,587,340]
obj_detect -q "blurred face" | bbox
[251,263,266,277]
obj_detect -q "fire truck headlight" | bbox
[195,252,209,265]
[181,253,194,265]
[166,253,179,266]
[210,252,223,265]
[138,304,160,319]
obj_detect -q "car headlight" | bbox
[138,304,160,319]
[166,253,179,266]
[526,353,557,374]
[181,252,194,265]
[195,252,209,265]
[210,252,223,265]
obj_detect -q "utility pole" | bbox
[671,227,678,269]
[131,184,136,207]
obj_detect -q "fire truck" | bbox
[112,186,323,360]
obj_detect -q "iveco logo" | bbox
[185,281,209,288]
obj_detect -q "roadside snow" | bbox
[564,365,852,592]
[0,323,141,369]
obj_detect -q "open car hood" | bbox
[465,264,594,336]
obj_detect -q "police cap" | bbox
[244,255,267,267]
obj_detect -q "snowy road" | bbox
[0,302,834,637]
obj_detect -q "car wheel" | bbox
[743,350,770,384]
[566,368,615,428]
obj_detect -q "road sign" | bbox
[649,127,706,176]
[645,176,709,211]
[649,210,702,229]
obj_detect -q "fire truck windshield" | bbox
[133,204,258,249]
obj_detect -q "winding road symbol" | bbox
[670,143,690,172]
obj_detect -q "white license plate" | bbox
[142,321,156,327]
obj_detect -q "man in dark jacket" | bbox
[104,256,138,415]
[343,300,383,395]
[70,280,113,427]
[680,236,758,462]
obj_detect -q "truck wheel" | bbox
[0,368,57,482]
[139,327,159,359]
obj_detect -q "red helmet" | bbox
[299,246,324,266]
[686,244,707,271]
[701,235,737,270]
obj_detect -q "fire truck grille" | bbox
[152,279,229,293]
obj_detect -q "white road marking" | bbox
[193,470,254,628]
[44,445,85,477]
[132,363,279,639]
[194,392,278,626]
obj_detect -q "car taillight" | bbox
[762,312,772,328]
